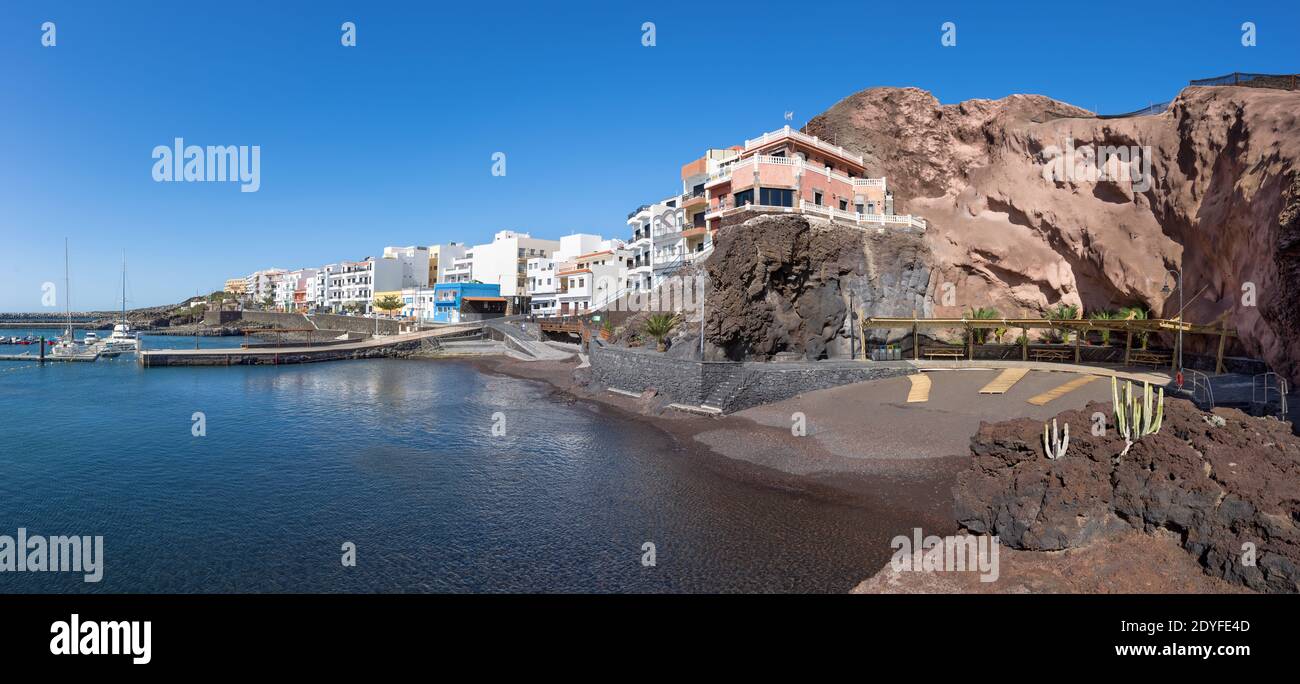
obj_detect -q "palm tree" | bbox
[1089,309,1116,345]
[642,313,680,352]
[1044,303,1079,343]
[967,307,999,344]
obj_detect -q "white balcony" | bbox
[703,198,925,232]
[743,125,865,167]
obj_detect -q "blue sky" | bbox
[1,0,1295,310]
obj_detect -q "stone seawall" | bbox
[588,342,912,413]
[201,310,401,336]
[308,313,400,335]
[139,338,426,366]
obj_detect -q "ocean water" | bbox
[1,332,908,593]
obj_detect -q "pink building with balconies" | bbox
[701,126,925,233]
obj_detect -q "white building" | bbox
[443,253,474,284]
[555,248,629,316]
[428,243,468,283]
[273,268,317,312]
[527,232,629,318]
[309,264,338,311]
[244,268,286,305]
[399,286,444,323]
[625,204,654,293]
[464,230,561,312]
[381,245,432,290]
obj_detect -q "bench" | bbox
[1129,351,1172,367]
[1031,349,1072,362]
[922,346,965,360]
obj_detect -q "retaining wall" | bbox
[588,342,912,413]
[308,313,400,335]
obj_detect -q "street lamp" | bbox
[1161,269,1183,379]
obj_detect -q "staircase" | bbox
[700,370,748,413]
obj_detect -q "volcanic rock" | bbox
[703,213,931,360]
[954,396,1300,592]
[806,85,1300,380]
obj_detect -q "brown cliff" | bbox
[805,85,1300,380]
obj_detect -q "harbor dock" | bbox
[138,324,482,367]
[0,352,99,363]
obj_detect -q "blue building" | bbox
[431,283,506,323]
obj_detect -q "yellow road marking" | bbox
[1027,375,1100,405]
[979,367,1030,394]
[906,373,931,403]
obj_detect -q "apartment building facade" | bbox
[555,247,629,316]
[427,242,468,283]
[273,268,317,312]
[463,230,560,312]
[703,125,924,232]
[527,233,627,317]
[244,268,286,305]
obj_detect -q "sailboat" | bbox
[100,252,140,357]
[51,239,100,361]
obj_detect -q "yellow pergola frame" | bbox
[863,314,1238,374]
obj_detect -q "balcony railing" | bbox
[703,198,926,232]
[706,155,886,192]
[743,125,866,167]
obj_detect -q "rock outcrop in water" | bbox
[805,84,1300,380]
[954,398,1300,593]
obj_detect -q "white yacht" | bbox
[100,323,139,356]
[99,253,140,357]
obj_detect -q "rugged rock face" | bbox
[954,397,1300,593]
[806,85,1300,380]
[703,214,931,361]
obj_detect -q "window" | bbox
[734,189,754,207]
[759,187,793,207]
[839,200,848,211]
[855,203,865,214]
[693,211,705,228]
[814,191,823,206]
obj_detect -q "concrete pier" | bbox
[138,325,482,367]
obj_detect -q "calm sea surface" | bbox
[0,331,904,593]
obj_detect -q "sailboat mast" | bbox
[121,251,127,320]
[64,238,72,339]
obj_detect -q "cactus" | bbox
[1111,377,1165,457]
[1043,418,1069,459]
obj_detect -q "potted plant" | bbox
[600,318,614,341]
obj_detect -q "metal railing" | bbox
[1252,372,1289,418]
[1190,72,1299,90]
[1185,369,1215,410]
[743,125,866,167]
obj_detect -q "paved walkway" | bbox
[718,369,1119,464]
